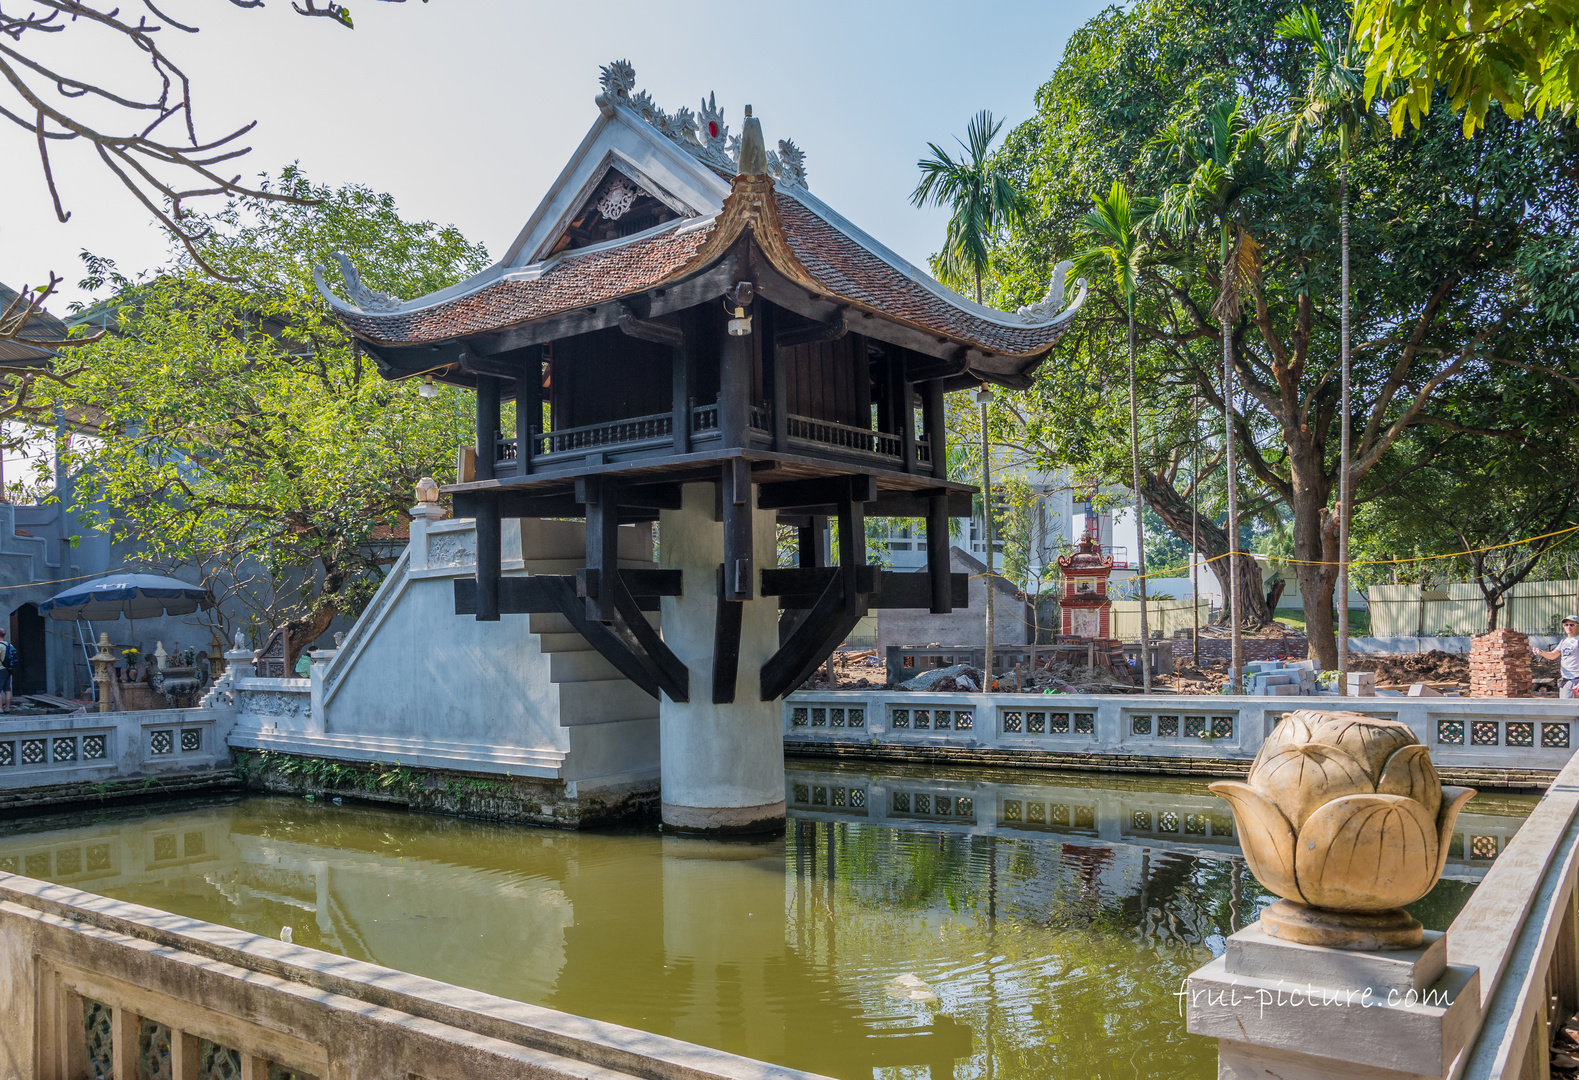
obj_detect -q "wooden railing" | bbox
[785,413,901,460]
[536,412,673,457]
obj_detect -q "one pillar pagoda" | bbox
[318,61,1084,833]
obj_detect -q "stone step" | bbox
[556,678,661,725]
[549,648,632,684]
[518,558,661,576]
[530,610,660,639]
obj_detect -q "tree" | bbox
[1157,97,1284,687]
[985,0,1579,669]
[52,167,488,663]
[1071,182,1159,688]
[912,110,1033,679]
[1279,3,1379,689]
[911,110,1033,304]
[1354,0,1579,137]
[0,0,412,281]
[1351,430,1579,630]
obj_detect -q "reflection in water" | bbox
[0,763,1534,1080]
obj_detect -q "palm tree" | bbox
[913,110,1031,682]
[1278,6,1375,695]
[1071,182,1160,690]
[1157,99,1283,693]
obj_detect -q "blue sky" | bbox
[1,0,1112,311]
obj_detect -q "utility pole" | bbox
[977,385,995,687]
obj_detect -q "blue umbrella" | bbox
[40,574,214,622]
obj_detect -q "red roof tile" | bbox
[773,194,1072,357]
[337,184,1074,360]
[338,224,713,344]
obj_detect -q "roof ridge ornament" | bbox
[314,252,404,314]
[592,60,809,192]
[1016,260,1087,324]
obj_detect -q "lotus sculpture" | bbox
[1210,709,1475,949]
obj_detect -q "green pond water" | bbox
[0,762,1535,1080]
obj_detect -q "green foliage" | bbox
[969,0,1579,652]
[54,168,489,643]
[1355,0,1579,137]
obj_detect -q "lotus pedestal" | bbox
[1260,898,1425,951]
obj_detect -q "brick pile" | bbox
[1469,629,1534,697]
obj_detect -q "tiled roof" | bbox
[773,194,1073,357]
[336,184,1074,360]
[337,224,714,344]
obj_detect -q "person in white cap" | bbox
[1537,615,1579,698]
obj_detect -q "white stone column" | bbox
[658,482,784,833]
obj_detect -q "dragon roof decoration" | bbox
[595,60,809,192]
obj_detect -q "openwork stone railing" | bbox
[1449,739,1579,1078]
[785,413,900,460]
[0,875,821,1080]
[785,689,1579,784]
[0,708,231,792]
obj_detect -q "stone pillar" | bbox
[1469,628,1532,697]
[658,481,784,833]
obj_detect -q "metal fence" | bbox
[1367,580,1579,637]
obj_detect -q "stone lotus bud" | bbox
[1210,710,1475,914]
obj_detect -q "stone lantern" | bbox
[91,632,116,714]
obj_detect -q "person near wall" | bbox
[0,628,16,713]
[1537,615,1579,699]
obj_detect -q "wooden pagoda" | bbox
[319,61,1084,708]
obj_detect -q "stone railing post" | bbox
[1187,708,1481,1078]
[409,476,444,571]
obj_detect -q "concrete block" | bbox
[1269,684,1302,696]
[1226,924,1447,997]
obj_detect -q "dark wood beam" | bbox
[456,576,662,615]
[605,570,689,702]
[922,377,947,480]
[722,458,754,602]
[618,311,685,349]
[926,492,953,614]
[757,474,877,510]
[761,566,880,597]
[454,577,667,699]
[713,564,743,704]
[517,350,539,476]
[474,498,500,622]
[719,286,754,451]
[582,475,619,622]
[774,312,847,349]
[759,567,867,701]
[837,476,864,612]
[575,567,683,599]
[475,374,500,482]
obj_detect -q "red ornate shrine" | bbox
[1055,536,1133,683]
[1057,536,1114,639]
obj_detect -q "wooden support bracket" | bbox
[713,564,744,704]
[759,566,867,701]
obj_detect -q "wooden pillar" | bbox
[475,373,500,482]
[474,496,500,622]
[922,378,946,478]
[517,353,539,475]
[927,494,952,614]
[837,476,866,612]
[719,302,752,450]
[899,360,918,474]
[672,344,690,455]
[797,515,828,568]
[581,475,620,622]
[770,329,789,453]
[722,458,754,601]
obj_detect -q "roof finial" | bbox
[737,104,769,177]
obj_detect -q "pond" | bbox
[0,761,1534,1080]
